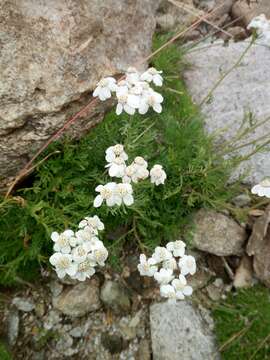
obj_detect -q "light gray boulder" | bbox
[184,40,270,185]
[0,0,160,191]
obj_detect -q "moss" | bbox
[213,285,270,359]
[0,35,238,285]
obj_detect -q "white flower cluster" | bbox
[49,216,108,281]
[251,178,270,198]
[248,14,270,44]
[94,144,167,208]
[93,67,164,115]
[137,240,196,302]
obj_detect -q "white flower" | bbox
[51,230,76,254]
[150,164,167,186]
[115,86,140,116]
[72,257,96,281]
[152,246,172,263]
[162,257,177,271]
[172,274,193,299]
[49,253,77,279]
[137,254,158,277]
[166,240,186,257]
[251,178,270,198]
[125,67,140,85]
[72,243,92,263]
[89,243,108,266]
[106,144,128,163]
[160,284,176,301]
[105,144,128,178]
[138,89,163,114]
[154,268,174,284]
[123,156,149,183]
[75,227,96,244]
[106,157,126,178]
[115,183,134,206]
[94,182,118,207]
[93,77,117,101]
[179,255,196,276]
[141,67,163,87]
[78,215,104,231]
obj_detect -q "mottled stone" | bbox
[184,40,270,185]
[100,280,131,314]
[232,0,270,27]
[0,0,160,191]
[53,278,100,317]
[150,301,220,360]
[12,297,35,312]
[191,209,247,256]
[7,309,20,346]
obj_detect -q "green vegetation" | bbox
[0,342,12,360]
[214,285,270,360]
[0,36,238,285]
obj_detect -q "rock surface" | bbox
[156,0,204,32]
[100,280,131,313]
[184,40,270,185]
[150,301,220,360]
[0,0,160,191]
[232,0,270,27]
[191,209,247,256]
[52,278,100,317]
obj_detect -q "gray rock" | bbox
[7,309,20,346]
[100,280,131,314]
[136,339,151,360]
[190,209,247,256]
[184,40,270,185]
[156,0,204,32]
[232,193,251,207]
[0,0,160,191]
[101,333,125,354]
[43,310,62,330]
[232,0,270,27]
[150,301,220,360]
[49,280,64,297]
[53,278,100,317]
[12,297,35,312]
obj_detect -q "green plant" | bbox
[0,36,238,285]
[213,285,270,360]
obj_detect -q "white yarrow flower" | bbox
[51,230,76,254]
[251,178,270,198]
[152,246,172,263]
[154,268,174,284]
[72,243,92,264]
[179,255,196,276]
[90,244,109,266]
[94,183,117,207]
[73,259,96,281]
[160,284,176,301]
[78,215,104,231]
[150,164,167,186]
[138,89,163,114]
[49,253,77,279]
[141,67,163,87]
[162,257,177,271]
[166,240,186,257]
[115,183,134,206]
[93,77,117,101]
[137,254,158,277]
[172,274,193,299]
